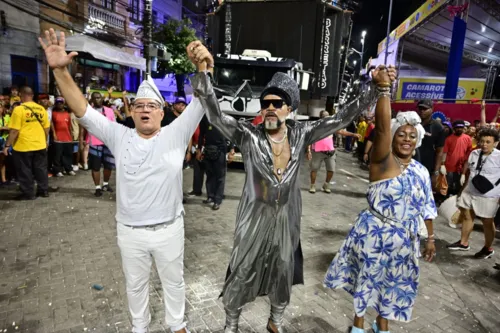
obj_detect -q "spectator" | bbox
[415,99,446,187]
[447,128,500,259]
[356,115,368,159]
[442,121,452,138]
[9,86,20,105]
[344,120,356,152]
[441,120,472,196]
[2,86,50,199]
[187,124,203,197]
[0,103,10,185]
[69,107,80,171]
[164,97,192,204]
[87,92,116,197]
[162,97,186,127]
[197,115,234,210]
[79,127,89,170]
[37,93,51,111]
[307,110,360,193]
[467,126,477,148]
[363,124,376,167]
[51,97,75,177]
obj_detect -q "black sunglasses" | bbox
[260,99,285,109]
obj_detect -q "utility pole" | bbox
[360,30,366,73]
[384,0,394,64]
[143,0,153,77]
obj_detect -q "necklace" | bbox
[123,130,161,175]
[393,154,411,172]
[266,129,288,144]
[271,144,285,157]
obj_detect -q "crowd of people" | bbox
[1,27,499,333]
[0,85,232,204]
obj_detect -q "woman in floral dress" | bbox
[324,65,437,333]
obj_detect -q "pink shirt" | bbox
[312,135,335,152]
[86,106,115,146]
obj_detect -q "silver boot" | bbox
[267,303,287,333]
[224,307,241,333]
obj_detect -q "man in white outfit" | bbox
[39,28,214,333]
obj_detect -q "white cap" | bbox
[135,76,164,107]
[113,99,124,109]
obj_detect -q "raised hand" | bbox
[372,65,397,86]
[39,28,78,70]
[186,41,214,70]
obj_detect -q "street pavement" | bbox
[1,151,500,333]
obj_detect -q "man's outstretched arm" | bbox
[39,29,87,117]
[187,41,245,146]
[39,29,121,147]
[305,66,397,145]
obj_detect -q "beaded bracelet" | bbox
[376,91,392,99]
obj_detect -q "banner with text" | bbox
[396,77,485,102]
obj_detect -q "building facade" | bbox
[150,0,186,101]
[38,0,146,96]
[0,0,42,95]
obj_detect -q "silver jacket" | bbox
[191,73,376,310]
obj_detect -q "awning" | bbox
[377,0,500,68]
[65,34,146,71]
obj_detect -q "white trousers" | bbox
[117,216,186,333]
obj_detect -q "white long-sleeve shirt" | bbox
[78,99,205,226]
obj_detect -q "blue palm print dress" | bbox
[324,160,437,322]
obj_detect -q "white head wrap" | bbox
[390,111,426,148]
[135,76,164,107]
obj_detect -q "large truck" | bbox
[212,50,311,119]
[206,0,352,118]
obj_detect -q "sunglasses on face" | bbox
[260,99,285,110]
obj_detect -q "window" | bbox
[152,10,157,24]
[101,0,115,10]
[163,14,170,24]
[129,0,140,21]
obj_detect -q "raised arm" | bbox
[39,29,122,149]
[39,29,87,118]
[366,66,398,173]
[190,72,244,146]
[305,66,396,145]
[168,91,205,146]
[187,41,245,146]
[480,100,487,127]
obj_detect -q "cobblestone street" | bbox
[1,151,500,333]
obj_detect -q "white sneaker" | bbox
[68,171,76,176]
[309,184,316,193]
[56,172,64,177]
[83,164,89,170]
[72,165,79,172]
[323,182,331,193]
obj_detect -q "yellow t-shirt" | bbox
[357,121,368,143]
[9,102,50,152]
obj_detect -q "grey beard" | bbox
[264,118,283,130]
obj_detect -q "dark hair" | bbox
[478,128,499,142]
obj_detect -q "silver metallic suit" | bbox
[191,72,376,331]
